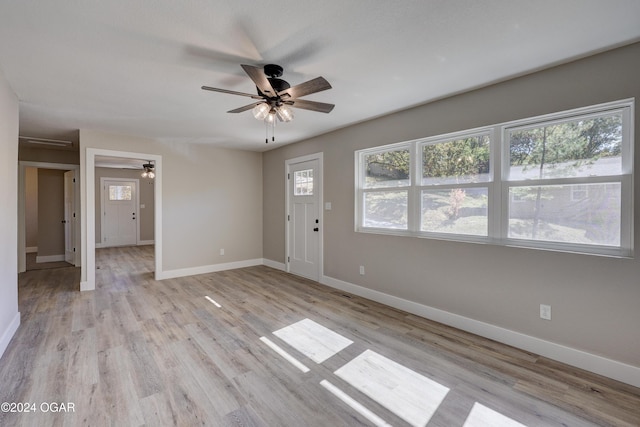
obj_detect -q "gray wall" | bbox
[0,69,19,359]
[19,145,79,164]
[263,42,640,368]
[94,167,155,244]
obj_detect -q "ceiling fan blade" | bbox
[227,102,262,113]
[241,64,277,97]
[278,76,332,99]
[201,86,262,99]
[287,99,335,113]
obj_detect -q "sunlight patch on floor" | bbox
[264,321,529,427]
[205,295,222,308]
[272,318,353,363]
[334,349,449,427]
[463,402,527,427]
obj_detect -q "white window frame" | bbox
[500,100,633,257]
[415,128,495,242]
[355,141,412,233]
[355,98,634,257]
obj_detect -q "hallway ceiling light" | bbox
[141,161,155,179]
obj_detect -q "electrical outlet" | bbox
[359,265,365,275]
[540,304,551,320]
[220,248,225,256]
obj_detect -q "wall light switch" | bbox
[359,265,365,275]
[325,202,332,210]
[140,204,145,209]
[220,248,225,256]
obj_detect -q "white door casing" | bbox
[286,154,323,281]
[63,170,76,264]
[101,178,139,247]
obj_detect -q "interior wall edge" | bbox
[0,312,20,360]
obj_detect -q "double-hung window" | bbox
[503,105,632,255]
[355,99,634,257]
[419,131,492,238]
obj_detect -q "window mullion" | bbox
[408,142,420,233]
[489,126,502,242]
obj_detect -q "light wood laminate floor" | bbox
[1,245,639,426]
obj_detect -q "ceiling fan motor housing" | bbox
[256,65,290,98]
[263,64,283,78]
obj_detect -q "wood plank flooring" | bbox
[1,245,639,426]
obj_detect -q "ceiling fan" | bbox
[202,64,334,143]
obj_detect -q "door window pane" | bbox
[109,185,132,201]
[508,183,621,246]
[294,169,314,195]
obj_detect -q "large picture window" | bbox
[355,99,633,257]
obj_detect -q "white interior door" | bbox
[288,159,320,280]
[102,179,138,247]
[63,170,75,264]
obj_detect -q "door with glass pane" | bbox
[102,179,138,247]
[288,159,320,280]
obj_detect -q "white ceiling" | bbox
[1,1,639,152]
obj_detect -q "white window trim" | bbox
[355,98,634,258]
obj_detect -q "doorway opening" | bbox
[83,149,162,291]
[18,162,80,273]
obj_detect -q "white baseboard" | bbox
[26,246,37,253]
[262,259,286,271]
[159,258,264,280]
[36,254,65,263]
[320,275,640,389]
[80,281,93,292]
[96,241,154,249]
[0,312,20,360]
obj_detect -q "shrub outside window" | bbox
[355,99,633,257]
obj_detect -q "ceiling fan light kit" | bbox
[202,64,334,143]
